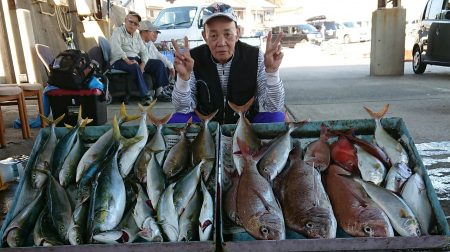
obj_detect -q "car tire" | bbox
[343,35,350,44]
[412,46,426,74]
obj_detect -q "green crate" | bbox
[0,122,220,251]
[219,118,450,251]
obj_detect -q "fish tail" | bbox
[194,109,218,124]
[81,118,93,128]
[319,123,330,141]
[364,104,390,119]
[120,102,141,123]
[147,111,172,126]
[228,97,255,114]
[76,105,83,125]
[41,113,65,126]
[139,99,157,112]
[112,115,121,141]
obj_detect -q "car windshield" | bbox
[298,24,318,33]
[324,22,337,30]
[153,6,197,29]
[343,22,359,28]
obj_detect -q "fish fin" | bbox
[250,187,273,213]
[139,99,157,112]
[195,109,219,123]
[200,220,213,232]
[81,118,93,128]
[64,123,74,129]
[147,111,172,126]
[112,116,121,141]
[120,102,141,123]
[77,105,83,125]
[319,123,330,141]
[399,208,409,218]
[364,104,389,119]
[228,97,255,114]
[347,185,368,207]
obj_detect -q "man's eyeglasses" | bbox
[127,19,140,27]
[203,3,234,16]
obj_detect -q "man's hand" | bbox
[264,31,284,73]
[172,37,194,81]
[125,59,138,65]
[140,62,145,73]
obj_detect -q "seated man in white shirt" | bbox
[139,20,174,102]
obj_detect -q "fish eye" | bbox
[363,226,373,234]
[260,227,269,236]
[60,225,65,232]
[416,228,421,236]
[396,177,401,182]
[32,173,36,178]
[306,222,313,228]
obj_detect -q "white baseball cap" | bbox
[202,2,237,26]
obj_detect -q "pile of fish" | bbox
[223,102,436,240]
[1,103,216,247]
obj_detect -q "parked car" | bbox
[271,24,323,48]
[306,16,338,41]
[412,0,450,74]
[336,21,370,43]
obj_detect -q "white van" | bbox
[153,4,261,49]
[153,4,206,48]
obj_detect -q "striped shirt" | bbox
[172,49,285,114]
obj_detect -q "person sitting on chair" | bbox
[139,20,174,102]
[109,11,153,105]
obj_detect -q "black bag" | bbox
[48,49,97,90]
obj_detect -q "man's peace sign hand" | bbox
[172,37,194,81]
[264,31,284,73]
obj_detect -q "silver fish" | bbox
[192,110,218,181]
[345,175,421,237]
[258,123,296,181]
[76,103,140,182]
[92,117,126,233]
[355,145,387,185]
[59,119,90,187]
[173,160,203,216]
[157,183,179,242]
[146,151,165,210]
[229,98,261,175]
[119,102,155,177]
[401,173,434,235]
[133,183,162,242]
[31,114,65,189]
[3,190,44,247]
[199,180,214,241]
[178,189,201,241]
[364,104,409,165]
[385,162,412,193]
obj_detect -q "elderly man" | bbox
[170,2,285,124]
[139,20,174,102]
[109,11,153,105]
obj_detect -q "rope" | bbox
[55,4,72,33]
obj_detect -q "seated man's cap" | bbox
[128,11,142,22]
[139,20,161,33]
[202,2,237,26]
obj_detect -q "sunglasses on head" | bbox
[203,3,234,16]
[127,19,140,27]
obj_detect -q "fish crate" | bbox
[219,118,450,252]
[0,121,221,252]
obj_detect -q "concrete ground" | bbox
[1,41,449,235]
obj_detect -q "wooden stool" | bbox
[0,86,30,148]
[19,83,45,128]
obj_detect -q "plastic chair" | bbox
[0,86,30,148]
[97,37,153,103]
[35,44,54,75]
